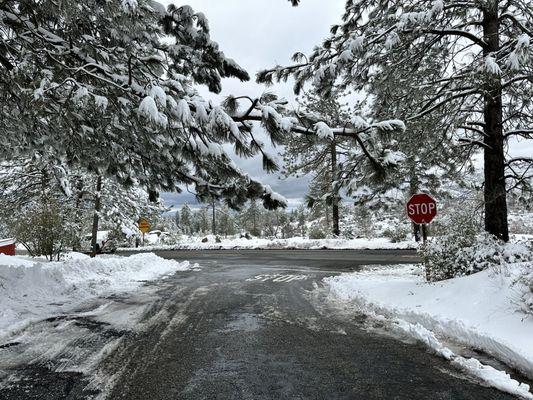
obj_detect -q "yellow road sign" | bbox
[138,218,151,234]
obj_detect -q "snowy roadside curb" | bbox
[0,253,192,341]
[393,318,533,399]
[119,236,417,252]
[323,264,533,399]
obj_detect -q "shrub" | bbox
[383,224,410,243]
[11,199,77,261]
[520,271,533,315]
[354,206,376,238]
[420,201,483,281]
[515,250,533,316]
[422,232,533,282]
[308,223,327,239]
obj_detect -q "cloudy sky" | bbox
[160,0,346,209]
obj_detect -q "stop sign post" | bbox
[406,194,438,243]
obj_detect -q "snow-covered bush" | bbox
[353,207,376,238]
[516,264,533,316]
[422,232,533,282]
[308,223,328,239]
[383,225,410,243]
[521,272,533,315]
[419,202,533,282]
[11,200,78,261]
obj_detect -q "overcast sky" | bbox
[160,0,346,209]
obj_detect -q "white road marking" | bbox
[246,274,309,283]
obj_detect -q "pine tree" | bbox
[197,207,210,234]
[241,200,263,237]
[174,210,180,230]
[259,0,533,241]
[282,89,354,236]
[180,204,193,235]
[0,158,161,255]
[0,1,287,210]
[217,205,236,237]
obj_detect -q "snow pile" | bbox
[394,319,533,399]
[120,235,416,251]
[324,263,533,394]
[0,253,191,339]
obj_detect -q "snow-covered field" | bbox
[324,263,533,399]
[121,235,416,251]
[0,253,191,340]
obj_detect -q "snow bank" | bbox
[0,253,191,339]
[324,264,533,397]
[121,236,416,251]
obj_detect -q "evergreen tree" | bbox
[217,206,236,237]
[296,205,308,237]
[0,1,287,210]
[241,200,263,237]
[282,89,353,236]
[260,0,533,241]
[197,207,210,234]
[174,210,180,230]
[180,204,193,235]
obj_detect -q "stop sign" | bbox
[406,194,437,224]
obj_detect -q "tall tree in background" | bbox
[261,0,533,242]
[240,200,263,237]
[283,89,354,236]
[174,210,180,230]
[180,204,193,235]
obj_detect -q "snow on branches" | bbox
[0,0,285,210]
[258,0,533,240]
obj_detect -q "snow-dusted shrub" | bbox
[516,260,533,316]
[11,200,78,261]
[383,225,410,243]
[509,212,533,235]
[520,271,533,315]
[308,223,327,239]
[422,233,533,282]
[353,207,376,238]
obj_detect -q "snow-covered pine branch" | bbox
[0,0,286,210]
[257,0,533,241]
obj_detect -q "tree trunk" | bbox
[72,178,84,251]
[331,140,340,236]
[212,200,216,235]
[483,6,509,242]
[90,175,103,258]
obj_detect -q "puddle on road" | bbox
[219,313,264,333]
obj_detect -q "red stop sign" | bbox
[406,194,437,224]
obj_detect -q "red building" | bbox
[0,238,16,256]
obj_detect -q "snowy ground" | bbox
[121,235,416,251]
[323,263,533,399]
[0,253,192,341]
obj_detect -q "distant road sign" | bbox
[406,194,437,224]
[138,218,151,234]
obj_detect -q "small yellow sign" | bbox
[138,218,151,234]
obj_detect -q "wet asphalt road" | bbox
[0,250,520,399]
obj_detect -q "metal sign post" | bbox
[138,218,151,247]
[406,194,438,244]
